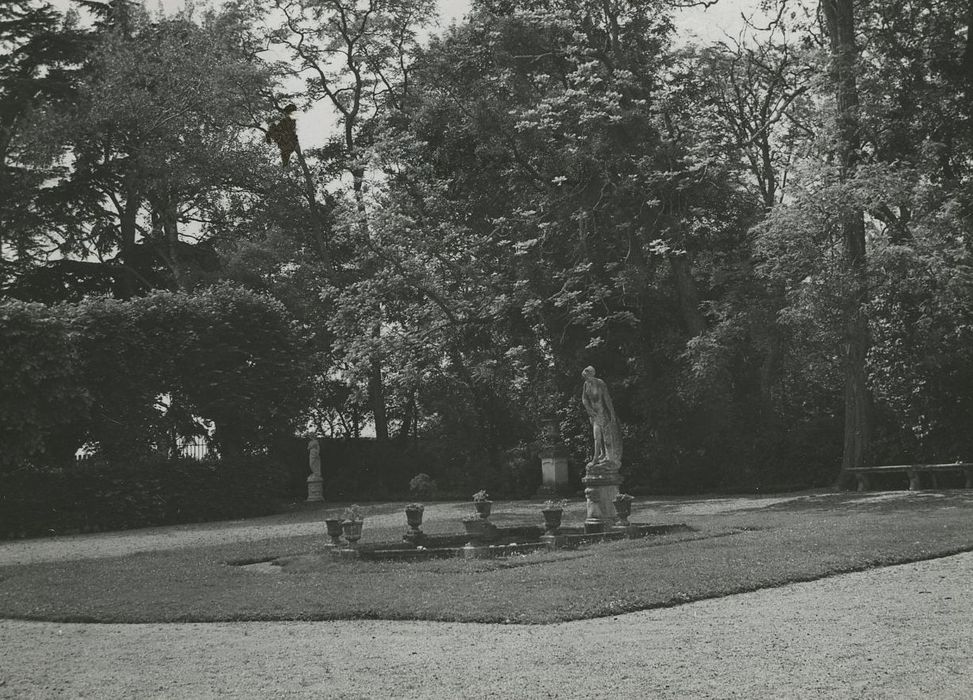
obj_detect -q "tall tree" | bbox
[5,7,274,301]
[337,0,772,488]
[252,0,437,440]
[0,0,91,294]
[821,0,871,480]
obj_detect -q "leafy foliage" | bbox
[0,301,90,470]
[5,0,973,495]
[4,4,274,300]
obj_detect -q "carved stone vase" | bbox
[341,520,363,546]
[324,518,343,546]
[404,506,426,545]
[473,500,492,519]
[541,508,563,535]
[612,497,633,526]
[405,506,424,529]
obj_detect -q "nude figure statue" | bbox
[581,366,622,469]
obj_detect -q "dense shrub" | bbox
[0,456,287,539]
[0,302,90,470]
[408,472,437,498]
[63,295,174,463]
[157,284,312,457]
[1,284,311,470]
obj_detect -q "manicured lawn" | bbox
[1,491,972,624]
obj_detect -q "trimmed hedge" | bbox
[0,456,287,539]
[0,301,90,471]
[0,284,311,471]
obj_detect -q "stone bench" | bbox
[845,463,973,492]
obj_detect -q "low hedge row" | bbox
[0,456,287,539]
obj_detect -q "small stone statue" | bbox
[581,366,622,470]
[308,438,322,477]
[306,437,324,502]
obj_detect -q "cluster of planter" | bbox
[322,492,688,561]
[540,492,635,533]
[323,504,365,547]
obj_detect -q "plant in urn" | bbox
[341,505,364,546]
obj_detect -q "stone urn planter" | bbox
[341,504,364,546]
[341,520,363,545]
[405,504,424,529]
[541,499,567,535]
[404,504,426,545]
[324,518,344,546]
[472,490,492,519]
[540,508,563,535]
[612,494,634,526]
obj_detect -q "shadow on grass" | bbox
[758,490,973,514]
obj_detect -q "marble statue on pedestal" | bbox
[581,365,622,470]
[580,366,623,531]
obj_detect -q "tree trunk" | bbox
[159,194,189,292]
[369,359,389,441]
[398,388,417,442]
[822,0,872,484]
[963,0,973,90]
[669,254,707,337]
[116,180,141,299]
[759,325,783,416]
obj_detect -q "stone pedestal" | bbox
[306,474,324,502]
[403,530,427,546]
[536,445,570,497]
[462,519,498,545]
[582,462,622,532]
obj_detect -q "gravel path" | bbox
[1,552,971,698]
